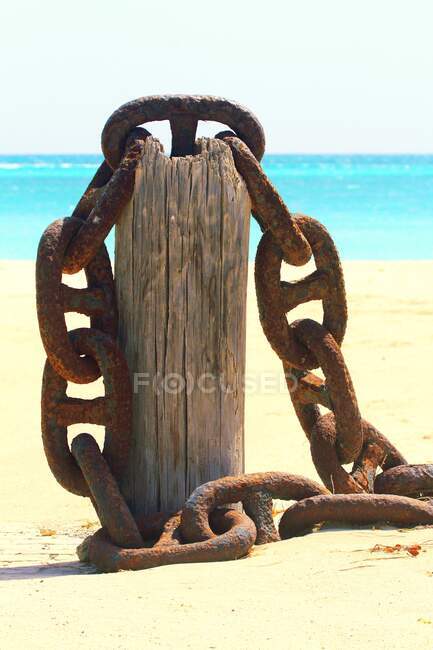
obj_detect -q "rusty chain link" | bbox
[41,327,132,496]
[36,95,433,573]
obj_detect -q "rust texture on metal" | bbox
[79,509,257,573]
[279,494,433,539]
[310,415,407,495]
[41,328,132,496]
[374,464,433,497]
[101,95,266,168]
[254,215,347,370]
[292,318,362,464]
[63,128,149,274]
[36,94,433,574]
[71,433,143,548]
[180,472,329,545]
[71,161,113,221]
[37,217,117,383]
[217,133,311,266]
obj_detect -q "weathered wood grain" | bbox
[115,137,251,516]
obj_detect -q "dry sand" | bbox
[1,259,433,649]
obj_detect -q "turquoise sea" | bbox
[1,154,432,260]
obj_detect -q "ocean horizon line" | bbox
[1,153,432,261]
[2,151,433,157]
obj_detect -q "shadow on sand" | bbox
[0,561,98,581]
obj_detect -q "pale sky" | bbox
[1,0,432,154]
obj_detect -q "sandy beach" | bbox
[1,259,433,649]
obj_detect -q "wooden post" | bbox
[115,136,251,517]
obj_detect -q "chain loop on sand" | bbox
[279,494,433,539]
[180,472,329,545]
[79,509,257,573]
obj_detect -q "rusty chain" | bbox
[36,95,433,573]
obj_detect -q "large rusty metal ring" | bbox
[63,129,149,274]
[36,217,117,384]
[255,214,347,370]
[180,471,329,546]
[309,412,407,493]
[71,160,113,221]
[71,433,143,548]
[101,95,265,168]
[292,319,363,464]
[79,509,257,573]
[279,493,433,539]
[41,328,132,496]
[374,464,433,498]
